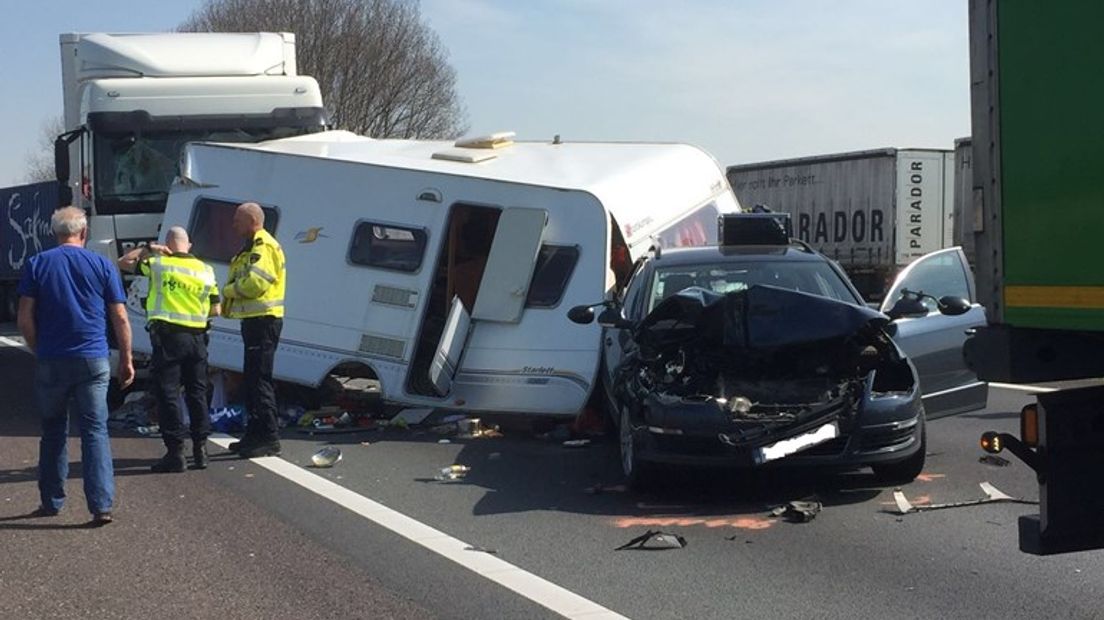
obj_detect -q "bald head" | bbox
[165,226,191,254]
[232,202,264,238]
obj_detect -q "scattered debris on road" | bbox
[892,481,1038,515]
[615,530,688,550]
[562,439,591,448]
[979,454,1011,467]
[464,545,498,554]
[435,464,471,481]
[309,446,342,468]
[769,499,822,523]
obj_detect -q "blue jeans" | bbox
[34,357,115,515]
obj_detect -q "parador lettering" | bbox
[908,160,923,249]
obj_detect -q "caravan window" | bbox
[526,245,580,308]
[655,201,720,248]
[189,198,279,263]
[349,222,427,272]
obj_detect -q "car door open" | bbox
[881,247,988,417]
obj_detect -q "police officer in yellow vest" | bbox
[222,202,286,459]
[118,226,219,472]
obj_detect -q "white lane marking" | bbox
[210,436,629,620]
[989,382,1059,394]
[0,336,29,351]
[922,381,987,399]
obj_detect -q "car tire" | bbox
[620,406,656,491]
[872,425,926,484]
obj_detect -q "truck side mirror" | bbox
[54,136,70,184]
[886,296,928,321]
[567,305,596,325]
[937,296,972,316]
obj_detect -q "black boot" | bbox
[238,439,281,458]
[151,447,186,473]
[191,441,209,470]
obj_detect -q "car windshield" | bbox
[648,259,859,312]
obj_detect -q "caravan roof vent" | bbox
[431,149,498,163]
[454,131,516,149]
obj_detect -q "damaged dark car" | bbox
[571,239,987,489]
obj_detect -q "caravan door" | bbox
[427,207,548,395]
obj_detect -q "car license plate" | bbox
[754,422,839,464]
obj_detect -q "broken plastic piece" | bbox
[464,545,497,554]
[769,500,822,523]
[391,408,434,426]
[978,454,1011,467]
[435,464,471,481]
[615,530,687,550]
[310,446,342,468]
[563,439,591,448]
[892,481,1037,515]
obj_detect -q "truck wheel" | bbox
[620,406,657,491]
[872,427,926,484]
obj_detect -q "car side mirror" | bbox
[567,305,595,325]
[937,296,972,316]
[886,296,929,321]
[596,307,633,329]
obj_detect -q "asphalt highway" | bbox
[2,328,1101,619]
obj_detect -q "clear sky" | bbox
[0,0,970,187]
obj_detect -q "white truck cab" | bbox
[56,32,326,261]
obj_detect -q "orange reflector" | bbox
[980,431,1002,453]
[1021,404,1039,447]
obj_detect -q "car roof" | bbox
[650,243,830,267]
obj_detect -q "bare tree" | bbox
[24,116,65,183]
[181,0,467,139]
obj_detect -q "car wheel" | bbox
[872,425,926,484]
[620,406,656,491]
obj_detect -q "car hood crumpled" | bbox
[636,285,889,351]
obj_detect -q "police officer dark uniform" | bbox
[222,202,286,459]
[118,226,219,472]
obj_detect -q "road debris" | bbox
[310,446,343,468]
[391,407,434,426]
[435,464,471,481]
[769,500,822,523]
[563,439,591,448]
[464,545,498,554]
[615,530,687,550]
[892,481,1038,515]
[584,483,627,495]
[979,454,1011,467]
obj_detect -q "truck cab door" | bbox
[428,207,547,396]
[881,247,988,417]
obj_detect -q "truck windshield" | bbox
[93,125,316,215]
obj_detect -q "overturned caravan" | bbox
[616,285,926,476]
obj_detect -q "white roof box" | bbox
[63,32,294,79]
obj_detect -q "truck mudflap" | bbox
[978,384,1104,555]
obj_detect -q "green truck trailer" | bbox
[965,0,1104,554]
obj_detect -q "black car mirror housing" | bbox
[567,305,596,325]
[886,296,929,321]
[597,307,633,329]
[937,296,972,316]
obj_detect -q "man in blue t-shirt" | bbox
[16,206,134,526]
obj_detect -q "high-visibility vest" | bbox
[140,254,218,329]
[223,228,286,319]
